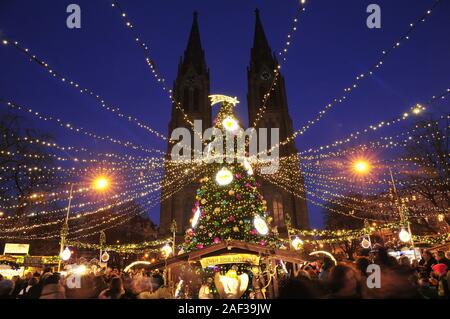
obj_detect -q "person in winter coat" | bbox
[40,274,66,299]
[98,276,125,299]
[430,263,449,299]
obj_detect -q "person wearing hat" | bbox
[430,263,449,299]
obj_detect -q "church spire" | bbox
[251,9,273,66]
[182,11,206,73]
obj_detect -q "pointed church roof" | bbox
[181,11,206,74]
[251,9,273,67]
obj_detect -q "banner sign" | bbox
[200,254,260,268]
[24,256,43,268]
[3,243,30,255]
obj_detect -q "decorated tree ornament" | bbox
[243,159,254,176]
[222,117,239,132]
[216,167,234,186]
[191,207,201,228]
[253,215,269,235]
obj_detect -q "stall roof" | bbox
[142,241,310,271]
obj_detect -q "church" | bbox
[160,10,308,235]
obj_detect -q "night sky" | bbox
[0,0,449,228]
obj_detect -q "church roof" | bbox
[181,11,207,74]
[250,9,275,69]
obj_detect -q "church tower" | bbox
[247,9,308,229]
[159,12,212,235]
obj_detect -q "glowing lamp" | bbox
[399,229,411,243]
[191,207,201,228]
[291,237,304,250]
[222,117,239,132]
[354,160,370,174]
[61,247,72,261]
[253,215,269,236]
[215,167,233,186]
[161,244,173,258]
[93,176,109,191]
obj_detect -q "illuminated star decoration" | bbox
[209,94,240,107]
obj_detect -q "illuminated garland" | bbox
[67,238,169,254]
[0,38,167,141]
[0,100,165,155]
[298,107,448,156]
[289,221,401,238]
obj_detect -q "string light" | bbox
[259,1,444,156]
[0,39,168,141]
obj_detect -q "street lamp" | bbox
[92,176,110,191]
[57,176,111,271]
[352,159,415,248]
[353,160,371,175]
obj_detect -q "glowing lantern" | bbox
[361,238,371,249]
[61,247,72,261]
[253,215,269,235]
[191,207,201,228]
[291,237,304,250]
[161,244,173,258]
[215,167,233,186]
[101,251,110,263]
[399,229,411,243]
[222,117,239,132]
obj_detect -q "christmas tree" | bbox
[182,98,278,252]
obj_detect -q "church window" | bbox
[272,194,284,226]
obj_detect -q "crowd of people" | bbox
[0,244,449,299]
[279,245,450,299]
[0,267,166,299]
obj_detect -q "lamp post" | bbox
[57,176,111,272]
[170,219,177,256]
[58,183,74,272]
[388,167,414,248]
[353,159,415,248]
